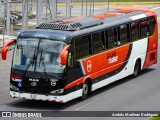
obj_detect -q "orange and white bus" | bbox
[2,7,158,103]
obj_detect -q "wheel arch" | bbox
[133,57,142,70]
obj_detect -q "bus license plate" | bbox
[30,94,37,99]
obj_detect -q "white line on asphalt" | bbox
[75,93,111,111]
[151,6,160,10]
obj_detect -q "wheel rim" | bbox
[83,83,88,96]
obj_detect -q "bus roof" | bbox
[19,7,156,43]
[18,29,71,43]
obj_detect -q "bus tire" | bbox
[132,59,141,78]
[80,81,89,100]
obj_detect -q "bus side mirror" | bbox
[61,45,71,65]
[2,40,15,60]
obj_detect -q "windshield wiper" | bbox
[39,50,49,81]
[20,48,37,80]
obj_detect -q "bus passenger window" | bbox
[92,31,104,54]
[140,19,149,38]
[149,16,156,36]
[106,28,117,49]
[75,35,91,60]
[131,21,139,41]
[119,24,129,45]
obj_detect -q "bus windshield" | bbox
[12,38,66,74]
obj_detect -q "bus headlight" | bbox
[10,84,19,91]
[50,89,64,94]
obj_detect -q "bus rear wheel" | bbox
[132,59,141,78]
[80,81,89,100]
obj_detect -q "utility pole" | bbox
[5,0,11,35]
[67,0,72,17]
[81,0,84,16]
[22,0,28,30]
[49,0,56,21]
[37,0,43,25]
[107,0,109,12]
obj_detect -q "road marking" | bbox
[151,6,160,10]
[75,93,111,111]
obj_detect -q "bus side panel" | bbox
[81,44,130,76]
[80,44,131,90]
[98,44,132,88]
[92,37,149,91]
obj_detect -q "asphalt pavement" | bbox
[0,4,160,120]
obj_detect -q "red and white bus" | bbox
[1,7,158,103]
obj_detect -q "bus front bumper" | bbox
[10,91,71,103]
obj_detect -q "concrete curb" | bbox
[12,2,160,7]
[97,2,160,6]
[66,2,160,6]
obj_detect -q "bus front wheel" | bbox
[80,81,89,100]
